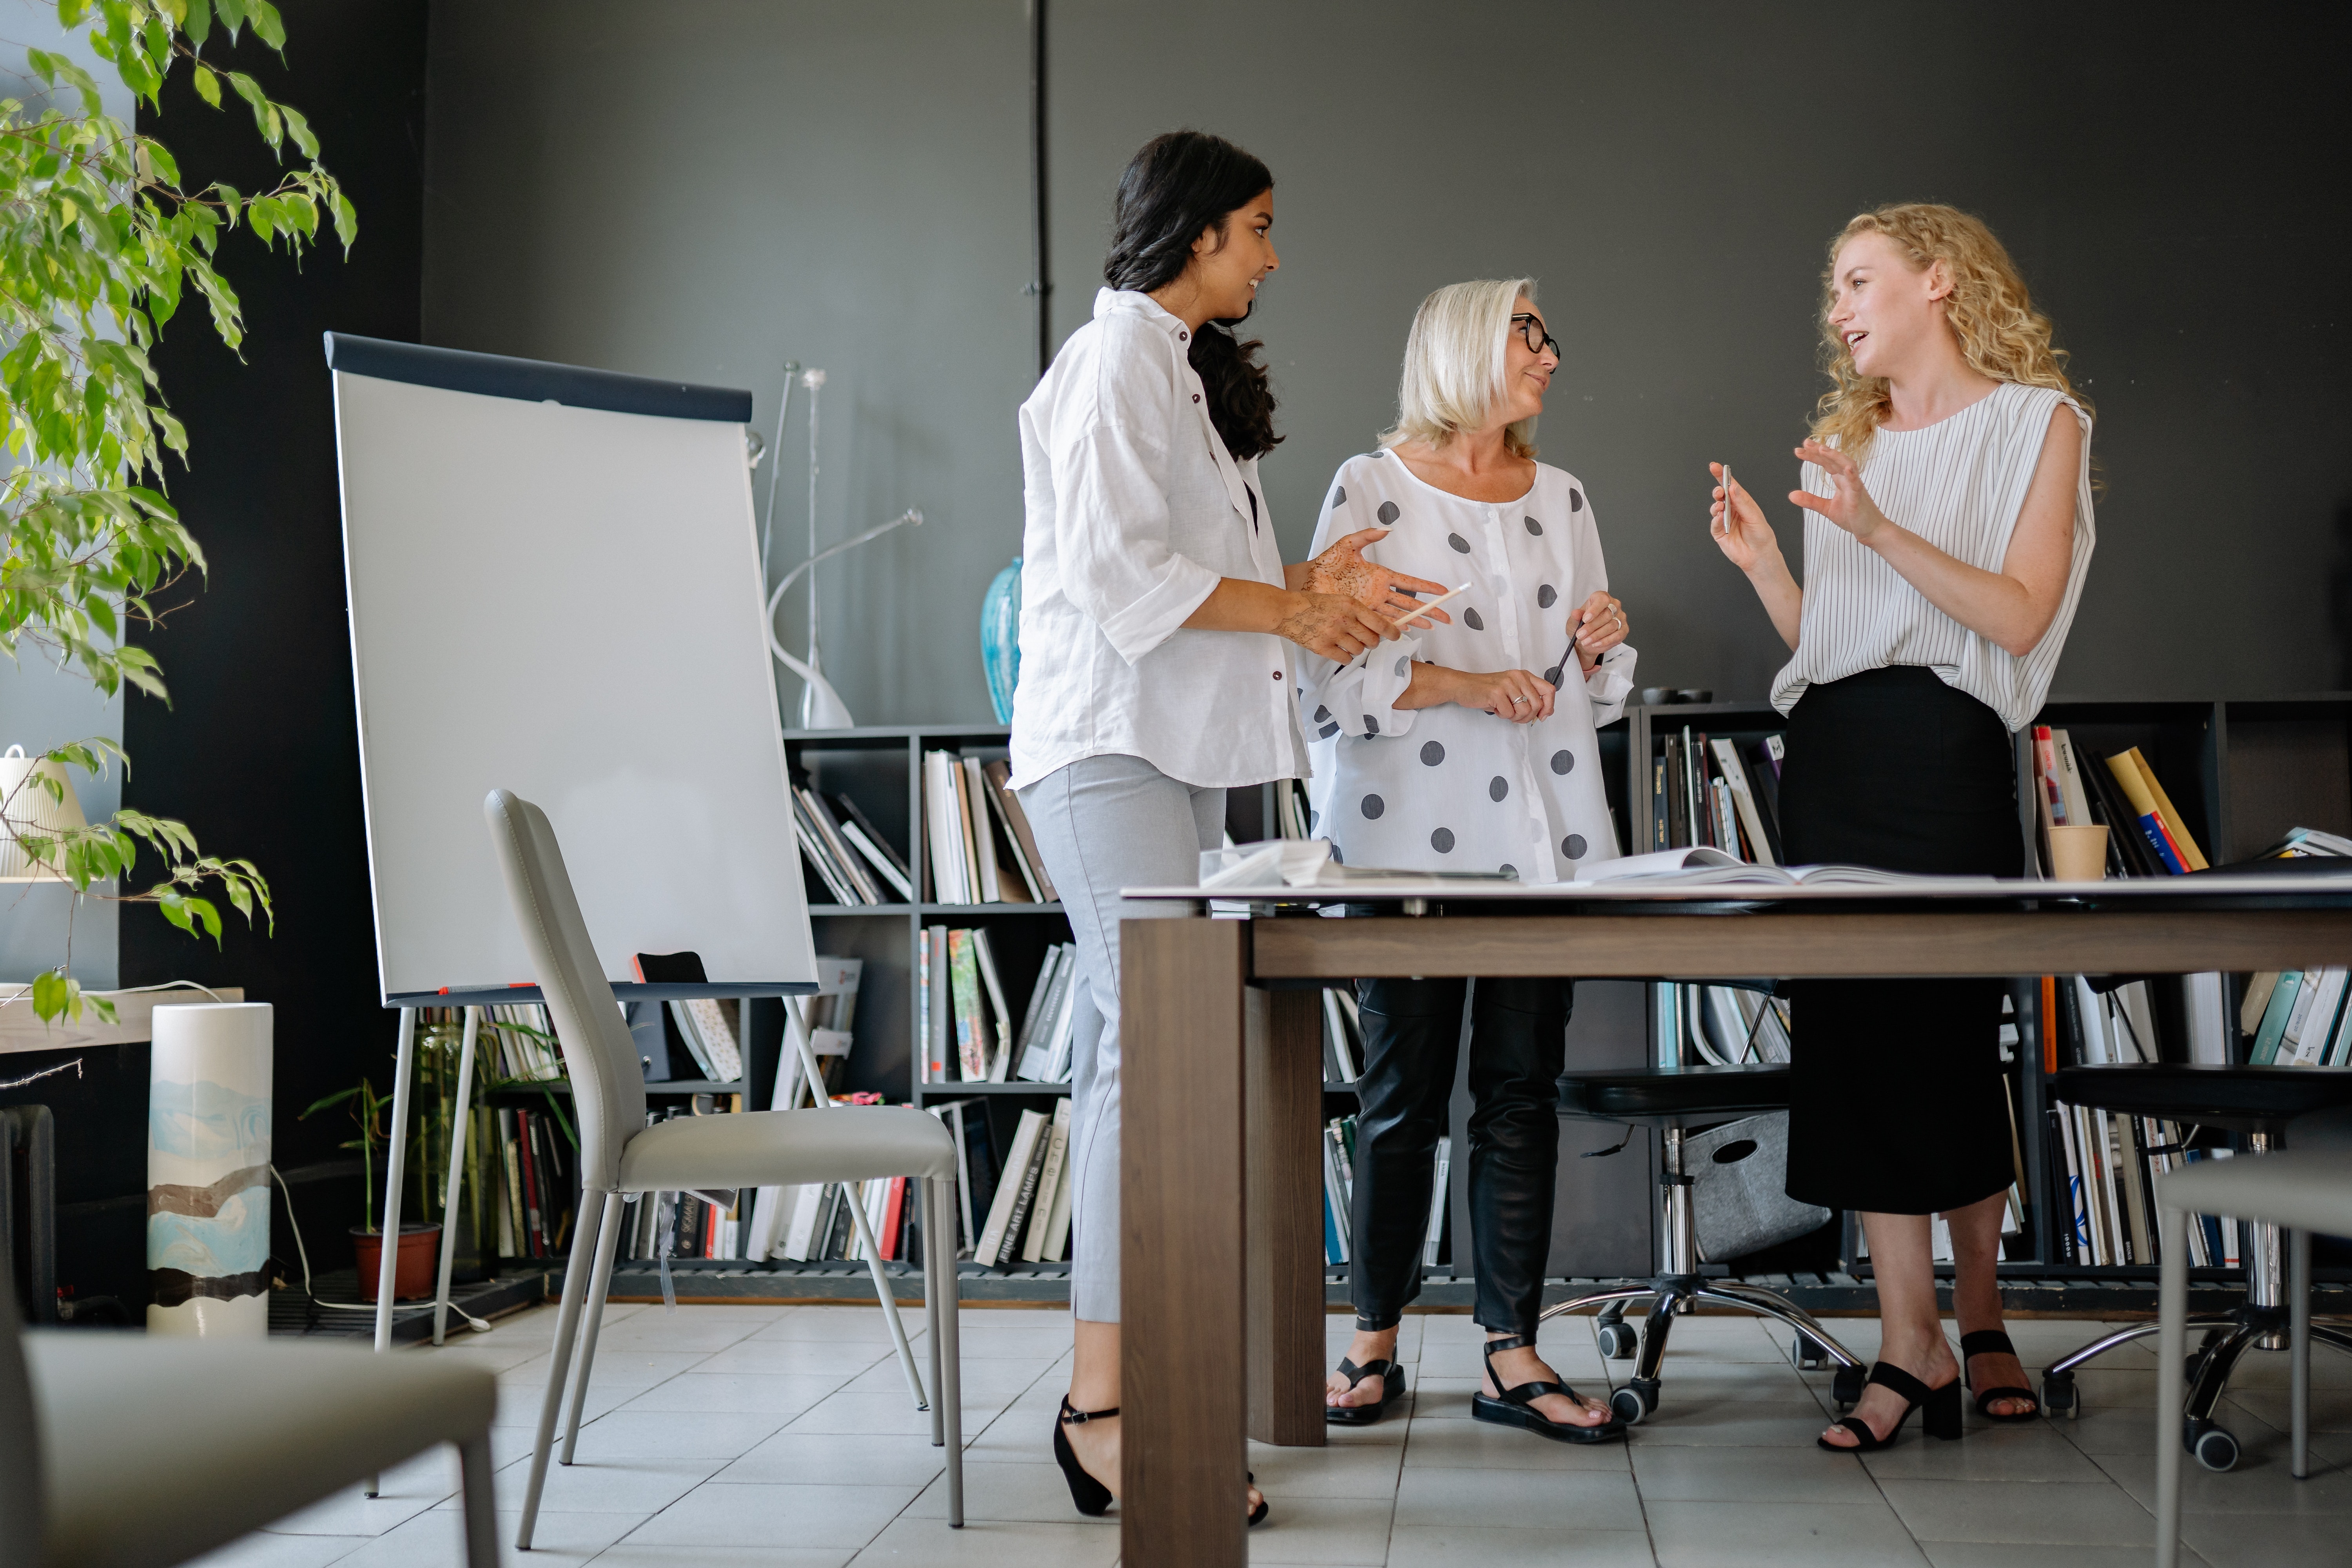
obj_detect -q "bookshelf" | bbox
[1627,693,2352,1295]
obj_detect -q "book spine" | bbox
[948,930,986,1080]
[2127,747,2209,870]
[2250,970,2303,1065]
[2105,753,2188,874]
[1651,755,1668,851]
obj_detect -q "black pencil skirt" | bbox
[1779,666,2022,1216]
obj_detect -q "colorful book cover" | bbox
[948,929,987,1080]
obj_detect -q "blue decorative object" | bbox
[982,557,1022,723]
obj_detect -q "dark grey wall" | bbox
[425,2,2352,721]
[424,1,1032,726]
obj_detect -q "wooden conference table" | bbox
[1112,871,2352,1568]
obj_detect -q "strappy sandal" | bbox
[1960,1329,2042,1422]
[1326,1357,1406,1426]
[1817,1362,1962,1452]
[1470,1334,1625,1444]
[1053,1399,1269,1526]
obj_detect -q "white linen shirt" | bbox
[1008,288,1308,792]
[1298,450,1634,882]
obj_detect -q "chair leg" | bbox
[560,1192,627,1465]
[2292,1226,2312,1481]
[518,1187,607,1551]
[457,1433,499,1568]
[931,1177,963,1528]
[1535,1284,1654,1325]
[2156,1202,2187,1568]
[2047,1319,2168,1376]
[926,1186,946,1449]
[1693,1285,1865,1372]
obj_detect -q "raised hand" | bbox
[1274,593,1404,664]
[1299,527,1455,623]
[1566,590,1627,672]
[1708,461,1782,573]
[1789,440,1890,542]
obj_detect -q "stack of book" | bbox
[924,751,1057,905]
[2243,967,2352,1067]
[2029,729,2210,877]
[965,1100,1076,1268]
[793,784,914,906]
[487,1101,578,1261]
[1650,723,1782,864]
[1321,988,1365,1083]
[1319,1118,1449,1271]
[664,996,746,1083]
[767,1162,927,1265]
[621,1097,751,1262]
[2047,974,2228,1267]
[920,927,1076,1083]
[483,1004,564,1081]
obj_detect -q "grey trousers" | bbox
[1018,754,1226,1322]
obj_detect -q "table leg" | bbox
[1247,984,1326,1446]
[1122,916,1249,1568]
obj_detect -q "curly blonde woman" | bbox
[1707,203,2095,1452]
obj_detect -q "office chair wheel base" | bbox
[1597,1322,1639,1360]
[2039,1371,2077,1419]
[1610,1385,1651,1426]
[1794,1333,1830,1371]
[1831,1365,1866,1412]
[2186,1418,2239,1472]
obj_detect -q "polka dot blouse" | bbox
[1298,450,1635,882]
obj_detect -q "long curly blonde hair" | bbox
[1811,203,2085,462]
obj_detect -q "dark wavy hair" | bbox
[1103,130,1281,461]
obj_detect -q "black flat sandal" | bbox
[1817,1362,1963,1452]
[1470,1334,1625,1444]
[1053,1399,1269,1526]
[1960,1329,2042,1422]
[1326,1357,1406,1426]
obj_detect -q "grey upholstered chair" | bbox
[2154,1149,2352,1568]
[483,788,965,1547]
[0,1283,498,1567]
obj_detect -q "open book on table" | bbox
[1198,838,1515,892]
[1570,846,2002,889]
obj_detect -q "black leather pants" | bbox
[1348,976,1569,1338]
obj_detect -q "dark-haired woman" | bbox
[1008,129,1450,1523]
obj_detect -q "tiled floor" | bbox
[184,1301,2352,1566]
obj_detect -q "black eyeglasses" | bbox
[1511,313,1561,359]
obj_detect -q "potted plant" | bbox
[0,0,352,1022]
[300,1076,438,1302]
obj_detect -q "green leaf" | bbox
[31,970,66,1024]
[191,63,220,108]
[185,0,212,46]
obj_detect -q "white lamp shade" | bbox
[0,745,90,881]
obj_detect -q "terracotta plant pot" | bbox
[351,1222,443,1302]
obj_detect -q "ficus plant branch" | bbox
[2,0,352,1022]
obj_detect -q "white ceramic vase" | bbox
[147,1002,274,1337]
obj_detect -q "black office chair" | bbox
[1538,1060,1868,1424]
[2040,1062,2352,1471]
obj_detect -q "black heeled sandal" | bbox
[1054,1399,1270,1526]
[1326,1356,1406,1426]
[1959,1329,2041,1422]
[1818,1362,1963,1452]
[1054,1398,1116,1516]
[1471,1334,1625,1444]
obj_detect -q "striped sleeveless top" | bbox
[1769,381,2095,734]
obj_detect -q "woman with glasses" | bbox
[1300,279,1633,1442]
[1709,204,2093,1450]
[1010,130,1454,1524]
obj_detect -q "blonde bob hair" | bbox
[1813,203,2085,462]
[1380,277,1541,459]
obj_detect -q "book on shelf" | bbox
[1423,1134,1451,1268]
[2100,746,2208,874]
[671,997,746,1082]
[1322,988,1361,1083]
[1022,1098,1076,1263]
[981,759,1058,900]
[1015,943,1079,1083]
[832,791,914,899]
[970,929,1016,1080]
[976,1107,1052,1267]
[947,931,987,1080]
[928,1098,1000,1251]
[1320,1113,1357,1266]
[1649,725,1784,865]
